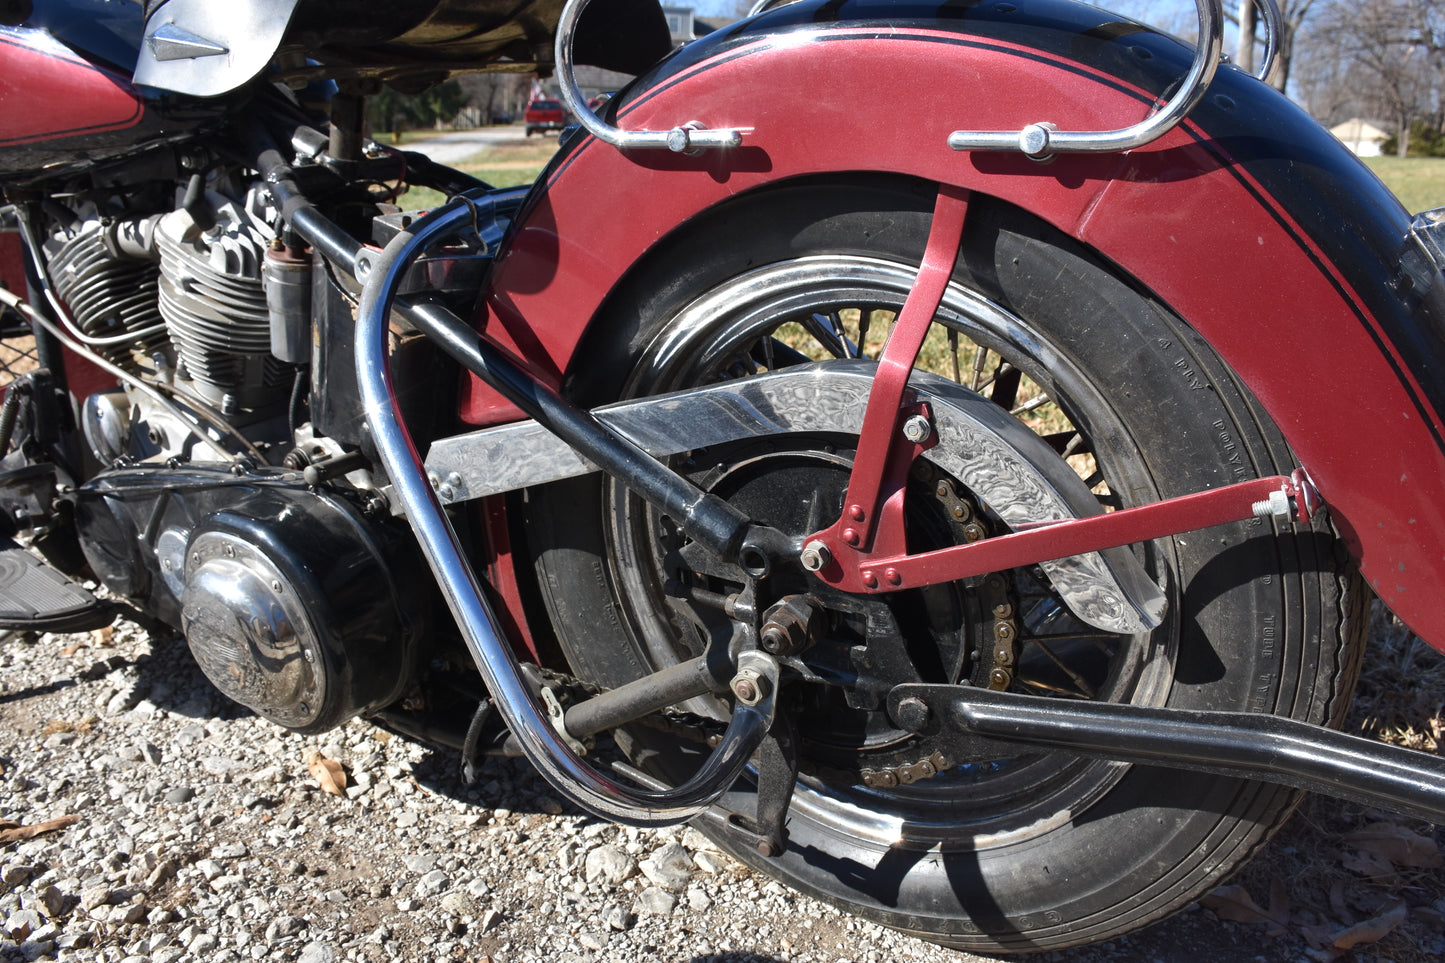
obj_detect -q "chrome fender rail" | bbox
[555,0,1282,158]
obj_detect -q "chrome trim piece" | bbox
[425,361,1164,635]
[147,23,229,62]
[133,0,301,97]
[949,0,1225,156]
[554,0,746,151]
[357,197,777,825]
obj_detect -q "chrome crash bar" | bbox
[555,0,1280,157]
[357,196,778,826]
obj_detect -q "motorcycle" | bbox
[0,0,1442,952]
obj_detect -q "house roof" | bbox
[1330,118,1389,143]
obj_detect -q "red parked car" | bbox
[523,98,565,136]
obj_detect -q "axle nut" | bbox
[894,696,931,732]
[731,668,769,707]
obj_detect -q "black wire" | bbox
[289,365,309,436]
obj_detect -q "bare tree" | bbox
[1228,0,1319,92]
[457,73,530,125]
[1312,0,1441,155]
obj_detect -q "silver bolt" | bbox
[902,415,932,444]
[438,485,455,501]
[800,540,831,572]
[445,472,463,488]
[731,669,769,707]
[1252,489,1293,519]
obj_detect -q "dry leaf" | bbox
[0,814,81,843]
[60,642,83,657]
[1300,921,1343,952]
[1344,823,1444,869]
[1265,875,1291,937]
[1342,848,1399,881]
[1328,879,1354,926]
[305,751,347,796]
[90,625,113,647]
[1332,901,1408,950]
[1201,884,1290,930]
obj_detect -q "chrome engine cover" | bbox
[76,468,425,734]
[182,529,327,731]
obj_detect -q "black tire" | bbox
[524,176,1365,952]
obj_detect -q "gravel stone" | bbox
[638,842,693,892]
[414,869,449,897]
[635,886,677,916]
[34,879,65,913]
[297,942,337,963]
[439,891,472,916]
[1,865,35,888]
[583,844,635,885]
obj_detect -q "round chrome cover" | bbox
[181,530,324,730]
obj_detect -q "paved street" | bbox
[399,126,547,165]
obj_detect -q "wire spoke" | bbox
[801,312,852,358]
[858,308,874,357]
[1015,676,1092,699]
[970,345,990,391]
[1009,393,1050,417]
[1028,639,1098,699]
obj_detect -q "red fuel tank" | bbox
[0,25,142,160]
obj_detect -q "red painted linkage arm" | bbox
[803,183,1316,596]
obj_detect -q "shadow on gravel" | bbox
[0,648,139,704]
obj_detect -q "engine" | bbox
[43,175,419,735]
[44,185,309,465]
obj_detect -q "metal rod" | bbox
[948,0,1224,155]
[898,684,1445,824]
[563,655,731,740]
[355,194,779,825]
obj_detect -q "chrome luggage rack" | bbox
[554,0,1282,157]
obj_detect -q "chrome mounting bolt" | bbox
[901,414,932,444]
[799,539,831,572]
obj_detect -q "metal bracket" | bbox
[946,0,1277,157]
[554,0,747,151]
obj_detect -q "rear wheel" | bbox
[524,177,1364,951]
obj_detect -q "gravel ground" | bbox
[0,610,1437,963]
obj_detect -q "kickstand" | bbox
[725,710,798,857]
[460,697,495,785]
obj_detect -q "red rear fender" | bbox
[479,2,1445,648]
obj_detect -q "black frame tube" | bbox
[400,297,753,562]
[895,684,1445,824]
